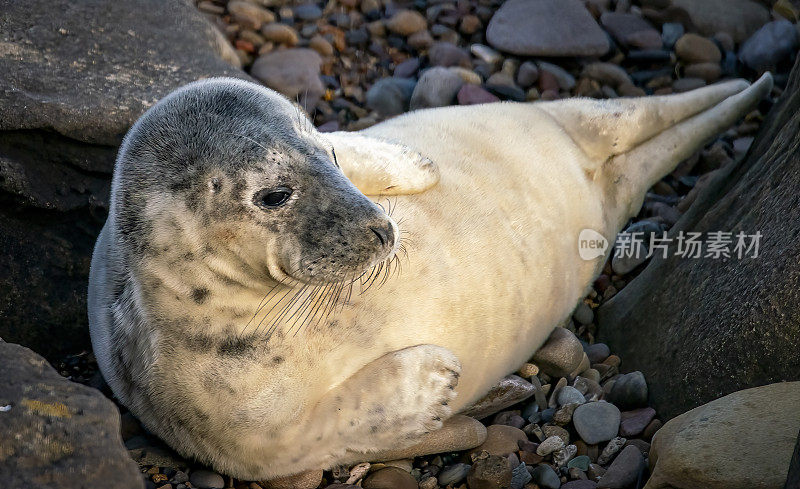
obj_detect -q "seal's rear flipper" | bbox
[540,73,773,226]
[324,132,440,196]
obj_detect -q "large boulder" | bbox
[670,0,770,43]
[645,382,800,489]
[0,0,246,360]
[598,55,800,420]
[0,339,143,488]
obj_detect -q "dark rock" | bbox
[293,3,323,21]
[366,78,417,116]
[394,58,420,78]
[563,481,598,489]
[530,464,560,489]
[462,375,536,419]
[619,407,656,437]
[585,343,611,364]
[0,340,143,488]
[606,371,648,410]
[739,20,799,71]
[598,56,800,420]
[486,0,609,57]
[600,12,662,50]
[438,463,471,486]
[598,446,643,488]
[0,0,244,360]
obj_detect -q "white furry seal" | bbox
[88,73,772,479]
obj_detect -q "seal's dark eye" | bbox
[254,187,292,208]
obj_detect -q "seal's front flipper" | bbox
[324,131,440,195]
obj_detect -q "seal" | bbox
[88,74,772,479]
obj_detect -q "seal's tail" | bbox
[539,72,773,227]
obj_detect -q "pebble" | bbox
[386,10,428,36]
[568,455,591,471]
[661,22,684,48]
[573,402,621,445]
[558,386,587,406]
[309,35,334,57]
[611,237,647,275]
[467,455,513,489]
[671,0,770,43]
[532,327,585,378]
[563,481,598,489]
[486,0,609,57]
[462,375,537,419]
[418,477,438,489]
[228,1,275,30]
[366,78,416,116]
[493,411,526,429]
[438,463,470,486]
[362,467,417,489]
[553,403,580,425]
[675,33,721,64]
[684,62,721,82]
[510,462,532,489]
[537,61,576,90]
[516,61,539,88]
[643,418,663,441]
[260,24,299,46]
[293,3,322,21]
[573,302,594,325]
[597,446,643,488]
[580,63,630,89]
[429,42,472,68]
[188,470,224,489]
[475,425,529,457]
[393,58,420,78]
[553,444,578,467]
[531,464,561,489]
[607,371,648,410]
[623,438,651,455]
[543,424,570,445]
[262,470,323,489]
[470,44,502,65]
[672,77,706,92]
[619,407,657,437]
[597,437,627,466]
[739,19,799,71]
[584,344,610,364]
[574,376,603,401]
[600,12,662,50]
[457,84,500,105]
[536,435,565,456]
[251,49,324,108]
[409,67,463,110]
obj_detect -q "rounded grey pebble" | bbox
[189,469,224,489]
[531,464,560,489]
[607,371,648,410]
[557,386,587,406]
[438,463,470,486]
[585,343,611,364]
[573,401,621,445]
[573,302,594,325]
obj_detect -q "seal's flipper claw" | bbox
[324,131,440,195]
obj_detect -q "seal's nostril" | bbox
[370,225,394,248]
[370,226,387,247]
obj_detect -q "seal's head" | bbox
[112,78,397,286]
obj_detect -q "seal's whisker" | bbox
[287,284,325,337]
[259,282,308,337]
[264,282,311,338]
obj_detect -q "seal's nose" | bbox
[370,223,395,249]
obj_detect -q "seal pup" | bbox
[89,73,772,479]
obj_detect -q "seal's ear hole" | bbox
[254,187,293,209]
[208,177,222,193]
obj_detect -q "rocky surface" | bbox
[645,382,800,489]
[0,339,142,488]
[0,0,245,361]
